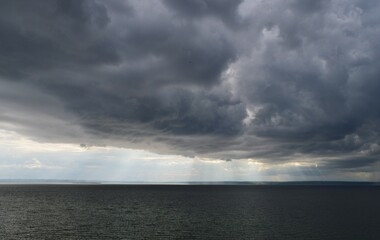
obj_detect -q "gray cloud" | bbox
[162,0,243,27]
[1,0,380,175]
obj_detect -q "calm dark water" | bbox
[0,185,379,239]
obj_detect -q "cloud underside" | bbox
[1,0,380,172]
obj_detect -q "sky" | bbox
[1,0,380,182]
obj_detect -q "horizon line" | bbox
[1,179,379,186]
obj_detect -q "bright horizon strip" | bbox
[0,128,374,182]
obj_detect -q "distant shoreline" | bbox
[1,180,379,186]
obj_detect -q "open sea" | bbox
[0,185,379,239]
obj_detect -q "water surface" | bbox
[1,185,379,239]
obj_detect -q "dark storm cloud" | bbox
[233,0,380,162]
[0,0,244,146]
[0,0,119,77]
[163,0,243,27]
[321,156,378,170]
[290,0,330,13]
[1,0,380,173]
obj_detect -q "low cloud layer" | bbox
[1,0,380,176]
